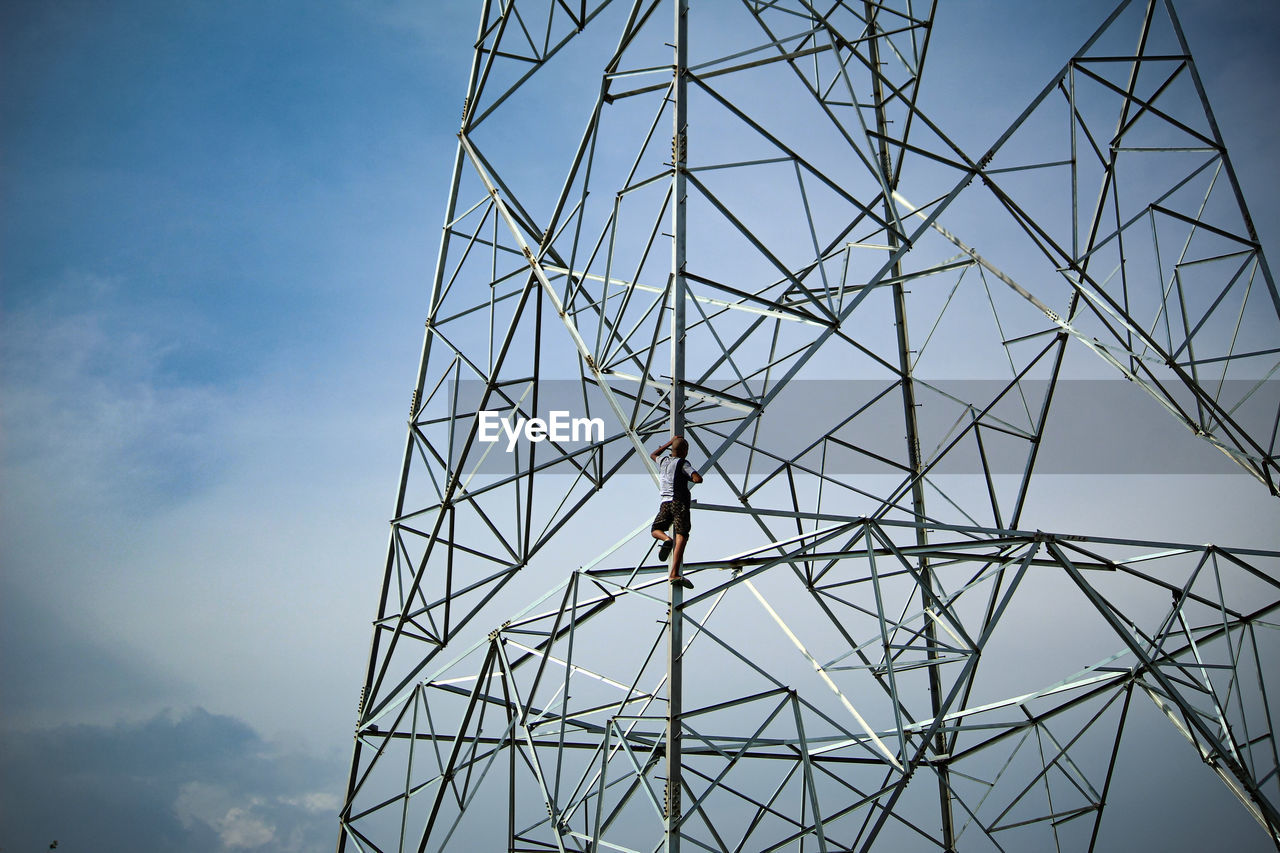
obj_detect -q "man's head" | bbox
[670,435,689,458]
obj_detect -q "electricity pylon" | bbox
[338,1,1280,850]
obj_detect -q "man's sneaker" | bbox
[658,540,673,561]
[672,575,694,590]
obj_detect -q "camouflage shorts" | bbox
[651,499,691,536]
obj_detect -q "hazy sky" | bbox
[3,1,1279,851]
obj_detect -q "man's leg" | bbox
[668,535,692,588]
[670,533,688,577]
[654,527,673,562]
[653,501,675,562]
[670,503,693,585]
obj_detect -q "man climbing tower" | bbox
[650,434,702,589]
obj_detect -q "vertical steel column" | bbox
[864,5,956,849]
[666,1,689,849]
[670,2,688,439]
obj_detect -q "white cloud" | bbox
[1,709,346,852]
[281,791,342,814]
[176,784,279,850]
[176,783,277,849]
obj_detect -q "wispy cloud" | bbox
[0,264,403,743]
[2,271,227,516]
[344,0,477,53]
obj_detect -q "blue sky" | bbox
[3,1,1279,851]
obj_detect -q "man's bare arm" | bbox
[651,435,679,461]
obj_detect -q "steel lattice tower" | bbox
[338,1,1280,850]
